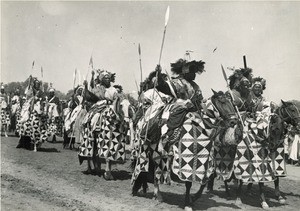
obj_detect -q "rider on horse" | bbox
[0,84,10,137]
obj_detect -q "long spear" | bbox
[221,64,262,177]
[73,68,77,89]
[158,5,170,65]
[143,6,170,144]
[138,43,143,88]
[41,66,44,92]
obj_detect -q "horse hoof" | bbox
[261,201,270,209]
[184,206,193,211]
[278,196,286,204]
[82,170,92,175]
[104,172,115,181]
[132,190,138,197]
[153,194,163,202]
[235,198,242,205]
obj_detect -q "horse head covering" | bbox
[228,67,253,90]
[170,58,205,75]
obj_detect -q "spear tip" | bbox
[164,6,170,27]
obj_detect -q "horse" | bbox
[206,90,242,196]
[16,98,48,152]
[78,95,128,180]
[1,100,10,137]
[131,90,240,211]
[10,98,21,135]
[263,100,300,204]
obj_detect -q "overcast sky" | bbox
[1,1,300,103]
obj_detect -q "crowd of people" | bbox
[1,56,300,210]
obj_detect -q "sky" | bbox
[1,0,300,103]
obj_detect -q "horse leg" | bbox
[259,182,269,209]
[235,180,243,205]
[153,177,163,202]
[191,183,206,206]
[274,177,285,204]
[207,172,216,193]
[33,142,37,152]
[93,156,101,175]
[184,181,193,211]
[104,159,114,180]
[224,180,231,197]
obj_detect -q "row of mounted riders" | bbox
[5,89,300,211]
[128,90,300,211]
[4,100,65,143]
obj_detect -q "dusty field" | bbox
[1,134,300,211]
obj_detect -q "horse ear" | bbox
[281,100,287,107]
[211,89,218,96]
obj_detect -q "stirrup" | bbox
[261,201,269,209]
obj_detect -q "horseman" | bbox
[16,75,48,151]
[63,85,85,149]
[228,70,275,209]
[132,58,218,210]
[79,69,126,180]
[228,68,253,112]
[0,85,10,137]
[46,87,60,142]
[250,76,287,204]
[10,88,22,136]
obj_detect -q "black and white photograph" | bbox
[1,1,300,210]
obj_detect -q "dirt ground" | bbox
[1,134,300,211]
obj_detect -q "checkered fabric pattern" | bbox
[131,137,170,185]
[78,127,95,158]
[18,111,48,145]
[269,144,286,177]
[172,114,215,184]
[97,107,126,162]
[233,118,274,183]
[214,145,237,181]
[1,109,10,125]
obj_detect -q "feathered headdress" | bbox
[170,59,205,75]
[96,69,116,83]
[252,77,266,90]
[228,67,253,89]
[113,84,123,92]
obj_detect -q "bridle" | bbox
[278,103,300,126]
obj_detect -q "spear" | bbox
[221,64,262,177]
[158,5,170,65]
[41,66,44,92]
[73,68,77,89]
[143,6,170,145]
[243,55,247,69]
[138,43,143,87]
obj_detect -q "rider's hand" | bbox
[155,65,162,73]
[83,80,88,87]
